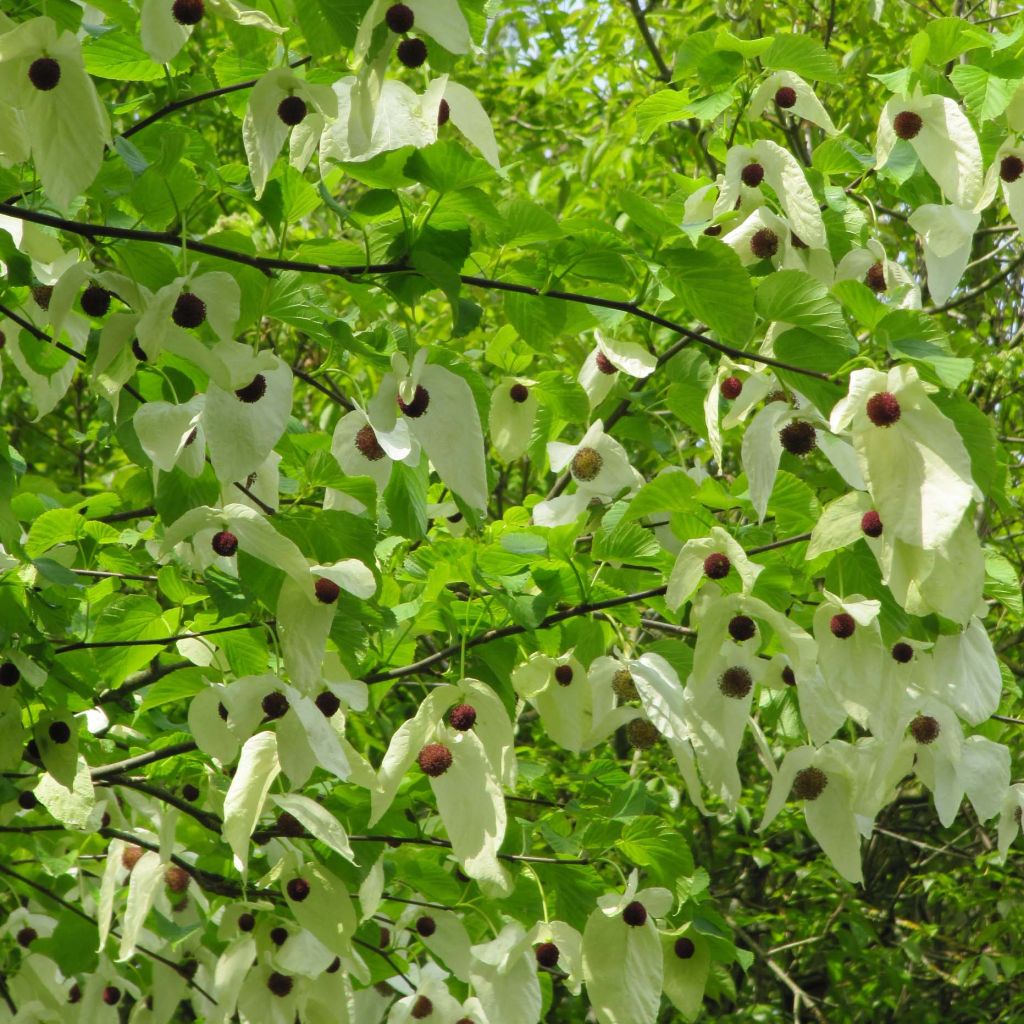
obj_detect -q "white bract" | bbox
[834,238,921,308]
[243,67,338,199]
[369,348,489,512]
[582,871,672,1024]
[876,90,984,208]
[748,70,838,134]
[703,361,778,467]
[513,652,635,753]
[716,140,826,248]
[666,526,762,610]
[488,376,538,462]
[907,203,981,306]
[533,419,642,526]
[354,0,473,66]
[0,17,110,210]
[830,364,976,549]
[140,0,282,65]
[577,330,656,408]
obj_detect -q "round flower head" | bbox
[578,330,656,408]
[876,91,983,209]
[748,71,837,135]
[704,360,779,467]
[835,239,921,307]
[488,376,538,462]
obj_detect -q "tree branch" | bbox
[0,204,832,383]
[90,741,199,780]
[55,620,266,654]
[121,57,312,139]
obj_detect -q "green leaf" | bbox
[633,91,691,143]
[84,31,166,81]
[984,549,1023,614]
[756,271,856,354]
[763,34,838,81]
[384,460,428,540]
[405,141,496,193]
[617,816,694,888]
[950,65,1020,122]
[662,239,756,346]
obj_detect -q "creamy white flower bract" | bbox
[876,90,984,209]
[830,364,976,549]
[578,330,657,408]
[748,70,838,135]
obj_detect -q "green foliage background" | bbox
[0,1,1023,1022]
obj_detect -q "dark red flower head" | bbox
[893,110,923,140]
[235,374,267,403]
[509,382,530,403]
[286,878,310,902]
[212,530,238,556]
[397,37,428,68]
[416,915,436,937]
[718,666,753,699]
[172,291,207,329]
[315,690,341,717]
[535,941,560,967]
[674,936,696,959]
[438,98,451,126]
[703,552,731,580]
[417,743,452,777]
[397,385,430,417]
[28,57,61,91]
[910,714,940,744]
[860,510,883,538]
[741,162,765,188]
[386,3,415,32]
[865,262,887,293]
[728,615,756,642]
[1000,154,1024,183]
[774,86,797,108]
[48,721,71,744]
[80,285,112,318]
[448,703,477,730]
[792,766,828,800]
[411,995,434,1019]
[314,577,341,604]
[277,95,307,126]
[750,228,779,260]
[596,351,618,375]
[355,424,387,461]
[267,972,293,997]
[172,0,205,25]
[891,642,914,664]
[16,927,37,948]
[719,375,743,400]
[554,664,574,686]
[0,662,21,687]
[622,900,648,927]
[829,613,856,639]
[261,691,290,720]
[866,391,901,427]
[779,420,817,456]
[102,986,121,1006]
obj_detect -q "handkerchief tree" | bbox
[1,2,1024,1023]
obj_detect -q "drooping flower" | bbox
[243,68,338,199]
[532,420,643,526]
[368,348,489,512]
[829,364,977,549]
[577,330,656,408]
[704,362,779,467]
[331,405,420,494]
[488,376,538,462]
[353,0,472,67]
[834,238,921,308]
[876,90,983,209]
[665,526,763,610]
[512,653,635,754]
[140,0,282,66]
[741,391,863,522]
[715,140,826,250]
[369,680,515,892]
[582,871,672,1024]
[0,17,110,210]
[721,206,795,269]
[748,70,837,135]
[906,204,981,306]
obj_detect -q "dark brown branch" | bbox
[55,620,266,654]
[365,532,814,683]
[0,205,831,383]
[90,741,198,780]
[121,57,312,139]
[96,506,157,524]
[96,660,194,706]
